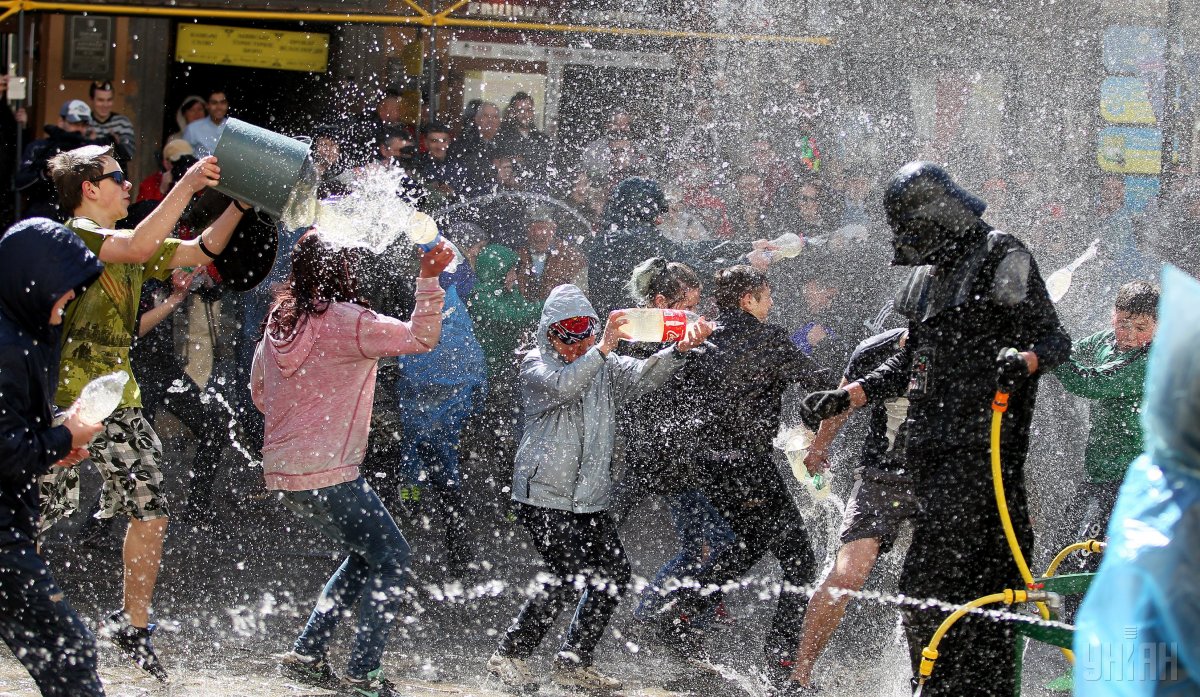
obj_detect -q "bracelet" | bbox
[233,200,252,213]
[197,235,218,259]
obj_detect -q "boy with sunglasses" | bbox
[41,144,246,681]
[486,284,712,693]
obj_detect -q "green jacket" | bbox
[469,244,543,380]
[1053,328,1149,483]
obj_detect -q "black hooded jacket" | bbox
[0,218,102,541]
[655,309,832,496]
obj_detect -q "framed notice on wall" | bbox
[63,15,114,80]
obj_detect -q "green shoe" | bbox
[1045,672,1073,692]
[342,667,399,697]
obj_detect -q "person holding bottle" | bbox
[252,232,454,697]
[0,218,106,697]
[654,264,831,695]
[485,283,712,693]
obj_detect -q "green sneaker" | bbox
[278,650,340,690]
[342,667,400,697]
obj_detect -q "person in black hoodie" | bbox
[655,264,831,693]
[803,162,1071,697]
[0,218,106,696]
[587,178,775,317]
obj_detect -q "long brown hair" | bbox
[267,231,369,340]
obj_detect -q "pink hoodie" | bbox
[251,276,445,491]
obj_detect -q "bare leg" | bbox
[123,517,168,627]
[790,537,880,685]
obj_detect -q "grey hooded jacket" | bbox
[512,284,685,513]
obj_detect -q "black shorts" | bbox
[838,466,919,554]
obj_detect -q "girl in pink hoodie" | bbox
[251,231,454,696]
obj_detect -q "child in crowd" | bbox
[0,218,105,696]
[486,284,712,693]
[1052,280,1158,575]
[251,232,454,697]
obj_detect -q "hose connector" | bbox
[918,646,939,678]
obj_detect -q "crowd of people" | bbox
[0,72,1194,697]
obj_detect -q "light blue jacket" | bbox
[512,284,683,513]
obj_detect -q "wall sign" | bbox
[63,16,114,80]
[176,24,330,73]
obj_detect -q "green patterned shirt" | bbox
[56,216,181,410]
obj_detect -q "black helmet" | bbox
[883,162,987,266]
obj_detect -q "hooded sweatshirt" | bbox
[251,276,444,491]
[0,218,102,540]
[512,284,684,513]
[469,244,542,380]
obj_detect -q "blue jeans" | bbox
[634,489,735,621]
[0,533,103,696]
[279,478,413,679]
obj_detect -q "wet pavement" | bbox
[1,445,1071,697]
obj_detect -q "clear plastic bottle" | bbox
[774,423,829,499]
[74,372,129,424]
[764,232,804,263]
[617,308,704,342]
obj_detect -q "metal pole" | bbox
[427,23,438,122]
[13,8,23,219]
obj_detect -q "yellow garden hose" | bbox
[991,391,1075,663]
[913,589,1045,694]
[1043,540,1105,579]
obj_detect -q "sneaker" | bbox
[485,652,538,693]
[551,662,622,692]
[342,667,399,697]
[654,612,709,662]
[279,650,340,690]
[100,611,168,682]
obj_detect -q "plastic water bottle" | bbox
[617,308,704,342]
[764,232,804,263]
[74,372,129,424]
[774,423,829,499]
[408,210,441,249]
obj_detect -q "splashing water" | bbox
[312,167,433,253]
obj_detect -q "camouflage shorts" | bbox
[39,408,169,534]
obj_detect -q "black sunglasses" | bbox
[90,170,127,186]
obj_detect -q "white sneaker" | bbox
[551,662,623,692]
[486,652,538,693]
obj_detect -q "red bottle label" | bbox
[662,310,688,342]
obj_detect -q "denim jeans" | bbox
[634,489,735,622]
[0,533,103,696]
[279,477,413,679]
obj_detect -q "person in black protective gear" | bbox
[803,162,1071,697]
[653,265,831,693]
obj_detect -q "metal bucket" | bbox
[212,117,318,226]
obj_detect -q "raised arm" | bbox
[98,156,225,264]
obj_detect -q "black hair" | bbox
[629,257,701,307]
[377,124,414,145]
[422,121,452,135]
[311,124,340,141]
[713,264,769,312]
[206,87,228,101]
[1115,280,1159,319]
[509,91,533,106]
[89,80,114,98]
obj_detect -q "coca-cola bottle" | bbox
[617,308,705,342]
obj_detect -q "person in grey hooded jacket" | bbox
[486,283,712,693]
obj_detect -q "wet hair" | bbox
[377,124,414,146]
[629,257,700,307]
[422,121,452,135]
[508,91,534,108]
[713,264,768,312]
[1115,280,1159,319]
[311,124,340,141]
[267,232,369,341]
[48,144,115,212]
[89,80,114,98]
